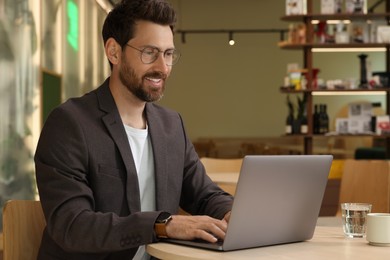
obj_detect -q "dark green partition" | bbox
[42,70,62,123]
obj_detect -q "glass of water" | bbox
[341,203,372,238]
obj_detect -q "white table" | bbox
[147,217,390,259]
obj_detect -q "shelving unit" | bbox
[281,12,390,21]
[279,42,390,49]
[280,0,390,157]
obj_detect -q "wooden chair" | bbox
[3,200,46,260]
[200,157,243,195]
[240,142,281,156]
[338,160,390,214]
[193,140,217,158]
[319,159,344,216]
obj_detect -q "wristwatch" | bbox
[154,212,172,238]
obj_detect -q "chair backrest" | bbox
[193,140,217,158]
[3,200,46,260]
[200,157,243,173]
[200,157,243,195]
[339,160,390,214]
[240,142,281,156]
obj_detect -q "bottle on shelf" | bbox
[297,94,308,134]
[358,54,369,88]
[319,104,325,134]
[286,95,295,134]
[318,104,329,134]
[313,104,320,134]
[286,113,294,135]
[300,114,308,134]
[323,104,329,133]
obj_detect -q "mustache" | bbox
[144,71,167,80]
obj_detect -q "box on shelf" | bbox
[369,21,387,43]
[377,26,390,43]
[286,0,307,15]
[350,21,369,43]
[335,118,349,134]
[375,115,390,135]
[348,117,371,133]
[348,103,372,118]
[335,117,371,134]
[345,0,367,14]
[336,103,373,134]
[321,0,342,14]
[287,23,306,44]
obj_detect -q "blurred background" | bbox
[0,0,387,226]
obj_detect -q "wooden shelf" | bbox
[285,133,386,137]
[280,88,390,93]
[281,13,390,22]
[278,42,390,50]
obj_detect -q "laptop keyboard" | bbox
[192,238,224,246]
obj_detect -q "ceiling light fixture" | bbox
[228,31,235,46]
[176,29,288,44]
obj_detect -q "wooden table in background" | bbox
[207,172,239,185]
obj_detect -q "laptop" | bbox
[164,155,333,251]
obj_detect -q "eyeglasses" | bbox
[126,44,181,66]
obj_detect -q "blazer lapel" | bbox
[96,79,141,213]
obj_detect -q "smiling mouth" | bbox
[144,71,167,81]
[145,77,162,83]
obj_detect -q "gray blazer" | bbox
[34,78,233,259]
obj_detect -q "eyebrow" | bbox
[140,45,176,51]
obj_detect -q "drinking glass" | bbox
[341,203,372,238]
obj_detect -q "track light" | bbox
[228,32,235,46]
[181,32,186,44]
[176,29,288,44]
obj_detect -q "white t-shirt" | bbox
[124,124,156,260]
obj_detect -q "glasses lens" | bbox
[140,47,181,65]
[141,47,158,64]
[165,50,180,66]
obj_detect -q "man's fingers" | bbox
[166,215,228,241]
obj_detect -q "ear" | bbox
[105,38,120,65]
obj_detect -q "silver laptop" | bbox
[164,155,333,251]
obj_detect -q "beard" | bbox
[119,56,167,102]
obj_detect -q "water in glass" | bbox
[341,203,371,238]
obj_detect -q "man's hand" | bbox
[165,215,228,243]
[223,211,231,223]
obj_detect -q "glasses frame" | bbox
[126,44,181,66]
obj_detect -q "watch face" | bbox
[157,212,172,223]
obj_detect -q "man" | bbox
[34,0,233,259]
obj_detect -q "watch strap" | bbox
[155,222,169,238]
[155,212,172,238]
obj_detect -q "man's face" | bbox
[119,20,174,102]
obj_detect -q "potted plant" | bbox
[285,95,295,134]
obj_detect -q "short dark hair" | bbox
[102,0,177,48]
